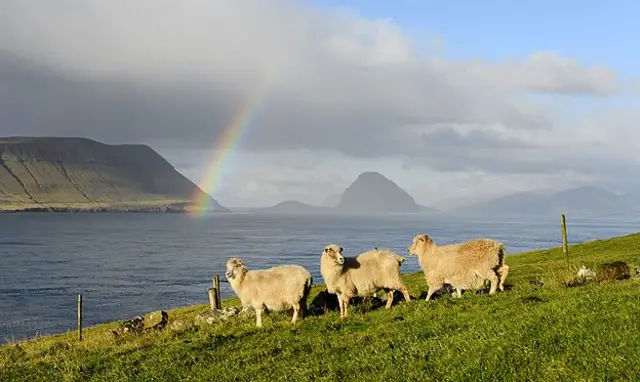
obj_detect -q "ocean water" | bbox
[1,212,639,343]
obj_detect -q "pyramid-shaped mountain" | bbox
[337,171,419,213]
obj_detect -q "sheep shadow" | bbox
[415,282,515,300]
[307,289,415,317]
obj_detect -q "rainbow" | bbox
[189,78,273,217]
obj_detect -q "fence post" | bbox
[207,288,217,311]
[214,275,222,309]
[77,294,83,341]
[561,213,569,268]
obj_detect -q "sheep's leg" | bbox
[487,272,499,295]
[255,307,264,327]
[425,284,441,301]
[337,294,344,317]
[454,288,463,298]
[385,290,394,309]
[497,264,510,291]
[341,296,350,319]
[291,304,299,325]
[399,286,411,302]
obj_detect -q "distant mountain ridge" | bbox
[453,185,636,218]
[253,171,442,215]
[0,137,228,212]
[251,200,331,214]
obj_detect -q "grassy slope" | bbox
[0,137,227,212]
[2,233,640,381]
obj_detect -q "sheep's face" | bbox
[323,244,344,265]
[225,258,245,279]
[408,234,432,255]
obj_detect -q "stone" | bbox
[596,261,631,282]
[144,310,169,332]
[195,307,242,325]
[170,320,186,331]
[120,316,145,334]
[144,310,168,331]
[576,266,597,281]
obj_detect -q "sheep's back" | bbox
[243,265,311,309]
[444,238,503,267]
[344,249,404,295]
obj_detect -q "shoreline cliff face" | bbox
[0,137,228,213]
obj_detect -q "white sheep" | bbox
[225,258,313,327]
[407,234,510,301]
[320,245,411,319]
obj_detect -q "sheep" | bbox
[225,258,313,327]
[407,234,510,301]
[320,244,411,319]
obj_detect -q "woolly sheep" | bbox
[225,258,313,327]
[320,245,410,319]
[407,234,510,301]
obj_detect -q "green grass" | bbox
[2,233,640,381]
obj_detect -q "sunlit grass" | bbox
[2,232,640,381]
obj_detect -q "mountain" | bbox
[0,137,228,212]
[320,193,342,208]
[252,200,331,214]
[251,172,442,215]
[453,186,632,218]
[336,171,422,213]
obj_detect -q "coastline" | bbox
[0,201,231,213]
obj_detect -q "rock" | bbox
[576,265,597,281]
[170,320,186,331]
[596,261,631,282]
[195,307,241,325]
[144,310,169,332]
[144,310,169,331]
[120,316,145,334]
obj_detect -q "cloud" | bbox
[444,52,621,95]
[1,0,639,205]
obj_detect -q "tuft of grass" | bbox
[2,232,640,381]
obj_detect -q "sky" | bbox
[1,0,639,208]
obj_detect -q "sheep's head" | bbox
[323,244,344,265]
[225,258,246,280]
[408,234,433,255]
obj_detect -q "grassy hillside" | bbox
[0,137,228,212]
[2,233,640,381]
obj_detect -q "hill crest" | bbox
[0,137,228,212]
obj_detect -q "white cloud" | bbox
[1,0,638,207]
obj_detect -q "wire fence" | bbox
[0,278,234,345]
[2,212,639,344]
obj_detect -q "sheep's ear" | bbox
[339,247,344,254]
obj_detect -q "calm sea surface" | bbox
[1,212,639,343]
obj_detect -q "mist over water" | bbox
[1,212,638,343]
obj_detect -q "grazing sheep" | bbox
[225,258,313,327]
[407,234,510,301]
[320,245,411,319]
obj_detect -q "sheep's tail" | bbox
[301,275,313,315]
[496,242,508,266]
[393,253,406,266]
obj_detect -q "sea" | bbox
[1,212,639,344]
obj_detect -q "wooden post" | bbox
[214,275,222,310]
[561,213,569,268]
[77,294,83,341]
[207,288,217,311]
